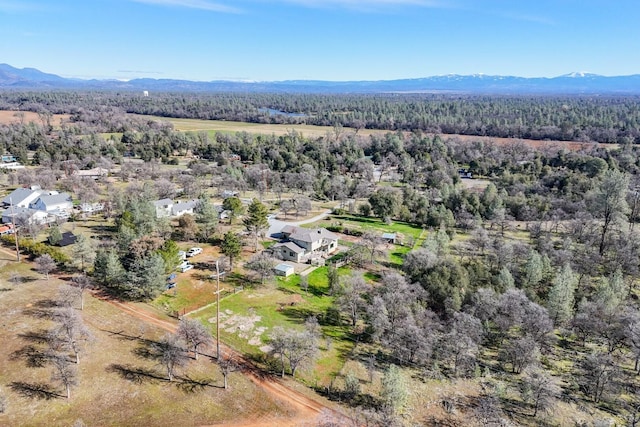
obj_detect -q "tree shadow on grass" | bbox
[280,306,317,323]
[10,381,61,400]
[174,374,220,392]
[18,329,53,345]
[107,363,167,384]
[10,344,50,368]
[21,299,61,320]
[100,328,157,346]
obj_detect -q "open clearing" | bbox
[135,113,612,151]
[0,110,69,126]
[0,109,612,151]
[0,252,338,427]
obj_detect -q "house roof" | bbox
[273,242,306,254]
[281,224,296,235]
[34,193,72,206]
[153,198,174,208]
[288,226,338,244]
[171,200,198,214]
[2,188,41,206]
[2,206,44,219]
[382,232,396,240]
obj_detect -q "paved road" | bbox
[266,209,332,238]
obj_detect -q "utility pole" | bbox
[9,197,19,262]
[215,259,221,360]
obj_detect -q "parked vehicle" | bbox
[177,261,193,272]
[186,247,203,257]
[178,250,187,260]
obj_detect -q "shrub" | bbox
[1,234,70,265]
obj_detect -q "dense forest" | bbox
[1,90,640,143]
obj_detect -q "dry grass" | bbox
[0,110,69,127]
[133,114,615,152]
[0,257,300,427]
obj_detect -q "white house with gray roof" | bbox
[2,206,51,225]
[153,199,200,218]
[2,188,43,208]
[30,193,73,214]
[272,225,339,263]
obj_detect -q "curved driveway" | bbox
[267,209,332,238]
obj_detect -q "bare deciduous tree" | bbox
[217,351,239,390]
[579,352,620,403]
[35,254,56,281]
[71,274,92,310]
[177,319,213,360]
[50,354,78,399]
[154,333,189,381]
[53,308,92,364]
[520,366,559,417]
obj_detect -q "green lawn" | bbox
[312,214,424,241]
[191,266,354,382]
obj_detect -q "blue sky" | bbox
[1,0,638,81]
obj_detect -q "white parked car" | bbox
[186,247,203,257]
[178,250,187,260]
[177,261,194,273]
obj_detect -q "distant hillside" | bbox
[1,63,640,94]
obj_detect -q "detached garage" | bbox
[274,263,295,277]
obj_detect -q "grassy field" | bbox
[132,114,388,138]
[130,113,618,151]
[0,248,301,427]
[191,266,354,383]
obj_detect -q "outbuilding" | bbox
[274,263,295,277]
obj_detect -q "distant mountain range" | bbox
[2,63,640,94]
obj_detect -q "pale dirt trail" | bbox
[98,295,345,427]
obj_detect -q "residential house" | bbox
[153,199,174,218]
[2,187,43,208]
[153,199,200,218]
[171,200,199,217]
[281,225,339,254]
[271,242,306,263]
[2,206,50,225]
[30,193,73,215]
[272,225,339,263]
[0,224,14,235]
[0,162,25,170]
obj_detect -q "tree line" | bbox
[2,90,640,143]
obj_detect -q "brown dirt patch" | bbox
[0,110,69,126]
[440,133,613,152]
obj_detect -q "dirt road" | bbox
[101,296,344,427]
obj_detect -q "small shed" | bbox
[58,231,77,247]
[274,263,295,277]
[382,232,397,244]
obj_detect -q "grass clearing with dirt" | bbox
[0,257,293,427]
[191,266,354,382]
